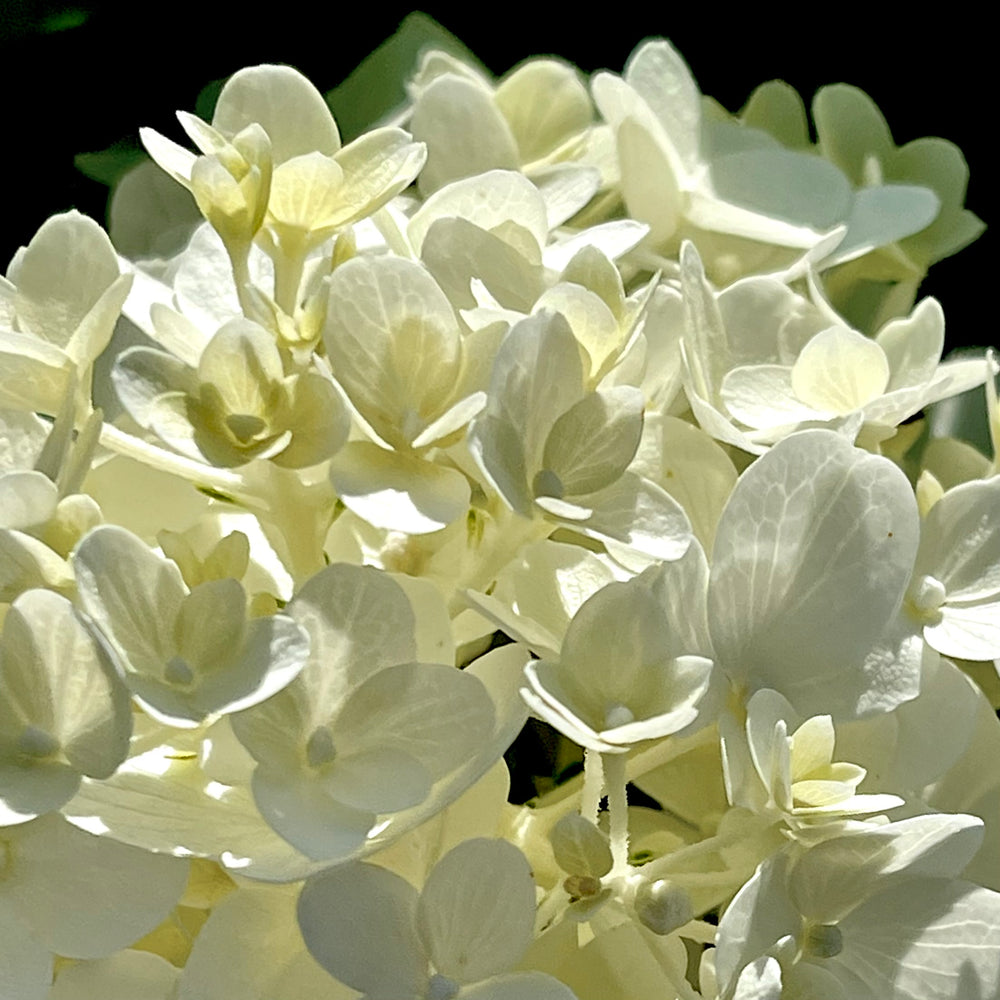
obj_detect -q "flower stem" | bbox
[603,751,629,875]
[580,747,604,826]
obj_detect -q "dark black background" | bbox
[1,4,992,350]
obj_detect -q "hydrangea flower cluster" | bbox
[1,22,999,999]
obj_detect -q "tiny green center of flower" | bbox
[16,724,60,760]
[604,702,635,729]
[804,922,843,958]
[564,874,603,900]
[165,656,196,687]
[906,573,947,625]
[305,727,337,769]
[426,973,460,1000]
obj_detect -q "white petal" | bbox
[834,878,1000,1000]
[328,442,471,534]
[788,813,985,922]
[918,476,1000,602]
[0,904,52,1000]
[709,430,920,719]
[721,364,828,428]
[212,64,340,161]
[408,170,548,257]
[73,524,187,680]
[178,884,342,1000]
[876,297,944,391]
[824,184,940,267]
[14,211,119,350]
[417,839,535,983]
[623,39,702,178]
[411,74,518,194]
[791,325,890,415]
[4,814,187,959]
[550,813,613,879]
[460,971,579,1000]
[570,471,692,562]
[50,951,179,1000]
[334,662,495,777]
[298,861,427,996]
[542,387,643,497]
[251,764,375,861]
[63,746,322,881]
[0,589,131,781]
[928,600,1000,660]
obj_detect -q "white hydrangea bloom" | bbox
[904,475,1000,660]
[298,838,578,999]
[0,589,131,825]
[73,524,310,727]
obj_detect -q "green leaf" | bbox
[74,140,147,188]
[324,12,486,143]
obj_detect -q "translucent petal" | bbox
[928,600,1000,660]
[335,662,495,777]
[654,415,738,556]
[495,59,592,164]
[408,170,548,257]
[287,563,417,714]
[13,211,120,349]
[324,255,462,447]
[534,284,619,380]
[623,39,702,178]
[298,861,426,996]
[550,813,613,878]
[50,951,179,1000]
[542,386,644,497]
[73,525,187,679]
[709,430,920,719]
[722,364,827,428]
[329,127,426,227]
[917,476,1000,602]
[251,764,375,861]
[834,878,1000,1000]
[3,814,187,959]
[790,326,890,415]
[191,612,309,718]
[875,297,944,391]
[788,813,985,921]
[212,64,340,162]
[460,971,579,1000]
[267,153,344,231]
[486,311,585,472]
[0,904,52,1000]
[417,839,535,983]
[321,746,431,814]
[178,883,343,1000]
[328,442,471,534]
[570,472,692,562]
[423,217,543,313]
[411,74,518,194]
[63,746,323,880]
[0,588,131,780]
[825,184,940,268]
[112,346,195,427]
